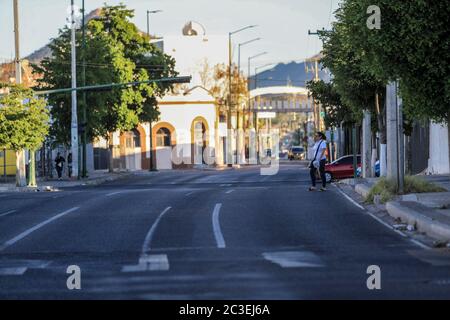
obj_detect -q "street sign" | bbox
[258,112,276,119]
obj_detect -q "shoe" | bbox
[320,187,327,192]
[309,187,316,191]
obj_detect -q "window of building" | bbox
[125,129,141,148]
[156,128,171,147]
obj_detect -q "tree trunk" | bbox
[375,92,387,176]
[371,133,377,176]
[362,110,372,178]
[108,133,114,173]
[28,150,36,187]
[405,135,412,175]
[15,150,26,187]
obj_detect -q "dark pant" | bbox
[56,167,63,178]
[310,159,326,188]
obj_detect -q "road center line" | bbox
[0,210,17,218]
[0,207,80,252]
[141,207,172,254]
[212,203,226,249]
[225,189,234,194]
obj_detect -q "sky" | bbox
[0,0,340,70]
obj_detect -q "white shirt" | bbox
[312,140,327,161]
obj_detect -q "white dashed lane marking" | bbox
[212,203,226,249]
[0,207,80,252]
[0,210,17,218]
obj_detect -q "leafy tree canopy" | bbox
[33,4,178,145]
[0,84,50,151]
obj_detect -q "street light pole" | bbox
[146,9,162,171]
[247,52,267,161]
[237,37,260,165]
[227,25,257,167]
[238,38,261,77]
[70,0,79,179]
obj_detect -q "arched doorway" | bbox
[123,129,141,171]
[191,117,210,165]
[152,122,176,170]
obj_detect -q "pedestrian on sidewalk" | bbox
[309,132,327,192]
[55,152,65,180]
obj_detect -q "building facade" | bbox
[94,21,228,171]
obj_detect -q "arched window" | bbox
[156,128,171,147]
[125,129,141,148]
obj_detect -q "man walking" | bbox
[309,132,327,192]
[55,152,65,180]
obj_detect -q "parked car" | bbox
[324,155,362,183]
[356,160,380,178]
[288,146,305,160]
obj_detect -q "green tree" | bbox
[33,4,177,172]
[306,80,355,128]
[0,84,50,187]
[344,0,450,175]
[319,5,387,145]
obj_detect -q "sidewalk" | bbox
[341,174,450,243]
[0,170,132,192]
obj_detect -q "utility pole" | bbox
[13,0,26,187]
[386,81,399,189]
[13,0,21,86]
[81,0,87,178]
[307,29,331,133]
[70,0,79,179]
[146,10,162,171]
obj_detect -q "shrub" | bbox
[365,176,446,204]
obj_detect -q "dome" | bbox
[182,21,206,36]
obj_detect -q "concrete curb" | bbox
[401,192,450,209]
[1,173,131,192]
[386,201,450,242]
[0,186,38,193]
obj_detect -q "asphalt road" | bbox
[1,164,450,299]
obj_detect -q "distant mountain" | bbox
[249,55,331,90]
[26,8,102,64]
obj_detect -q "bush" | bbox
[365,176,446,204]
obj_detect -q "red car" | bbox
[324,155,361,183]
